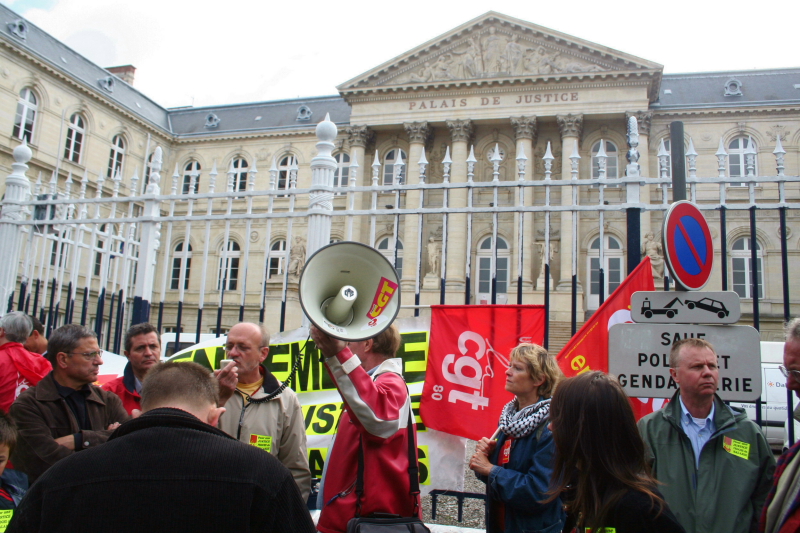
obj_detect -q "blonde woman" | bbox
[469,343,565,533]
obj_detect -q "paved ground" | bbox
[421,440,486,530]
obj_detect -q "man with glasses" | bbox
[9,324,129,482]
[217,322,310,501]
[760,319,800,532]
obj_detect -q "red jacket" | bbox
[0,342,51,413]
[102,362,141,415]
[316,347,420,533]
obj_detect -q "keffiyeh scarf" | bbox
[498,397,551,438]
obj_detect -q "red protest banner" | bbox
[556,257,658,420]
[420,305,546,441]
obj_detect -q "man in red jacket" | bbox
[310,324,420,533]
[102,323,160,414]
[0,312,51,413]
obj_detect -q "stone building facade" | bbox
[0,7,797,344]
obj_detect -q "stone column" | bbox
[346,125,374,243]
[445,119,473,302]
[556,114,583,297]
[510,116,536,297]
[401,121,432,292]
[627,111,653,238]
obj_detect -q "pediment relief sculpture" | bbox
[394,29,607,86]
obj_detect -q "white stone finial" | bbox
[418,146,428,165]
[658,138,669,157]
[466,145,477,164]
[686,137,698,157]
[774,135,786,155]
[543,142,553,161]
[269,156,277,173]
[13,138,32,164]
[316,112,337,143]
[490,143,502,162]
[570,142,581,160]
[597,139,607,158]
[443,146,452,164]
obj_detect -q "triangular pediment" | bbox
[338,12,662,95]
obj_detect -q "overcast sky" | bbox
[6,0,800,109]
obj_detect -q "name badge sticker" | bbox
[249,434,273,453]
[723,436,750,460]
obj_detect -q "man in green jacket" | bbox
[638,337,775,533]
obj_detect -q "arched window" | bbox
[476,236,509,303]
[591,140,619,181]
[232,157,249,192]
[107,134,125,178]
[63,113,85,163]
[267,239,286,278]
[728,136,757,186]
[217,241,240,291]
[93,224,117,278]
[377,237,403,278]
[731,237,763,298]
[587,235,623,309]
[171,242,192,290]
[182,161,201,194]
[334,152,350,188]
[13,87,37,142]
[278,156,294,192]
[382,149,407,185]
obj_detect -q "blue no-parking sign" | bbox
[662,201,714,290]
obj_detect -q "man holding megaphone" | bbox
[311,324,422,533]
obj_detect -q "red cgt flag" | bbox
[420,305,546,441]
[556,257,658,420]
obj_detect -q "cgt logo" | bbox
[367,277,398,320]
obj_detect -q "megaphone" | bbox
[299,241,401,341]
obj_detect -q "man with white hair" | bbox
[0,312,50,412]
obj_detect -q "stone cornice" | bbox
[340,69,661,101]
[342,75,656,105]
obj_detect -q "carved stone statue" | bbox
[287,236,306,279]
[427,237,441,276]
[451,38,480,78]
[482,28,505,74]
[642,231,664,279]
[504,35,524,76]
[409,62,434,83]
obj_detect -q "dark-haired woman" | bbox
[468,343,565,533]
[548,371,685,533]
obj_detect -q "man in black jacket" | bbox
[7,361,316,533]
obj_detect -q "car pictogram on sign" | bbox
[685,297,729,318]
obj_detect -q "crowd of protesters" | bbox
[0,311,799,532]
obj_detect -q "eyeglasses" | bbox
[69,351,102,361]
[779,365,800,383]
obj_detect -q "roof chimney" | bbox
[105,65,136,86]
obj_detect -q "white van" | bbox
[730,341,800,451]
[161,333,220,358]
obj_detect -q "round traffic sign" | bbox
[662,201,714,290]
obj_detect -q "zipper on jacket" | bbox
[235,390,251,441]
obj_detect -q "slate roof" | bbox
[0,3,172,132]
[167,96,351,137]
[654,69,800,110]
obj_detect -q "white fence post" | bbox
[0,141,32,316]
[131,146,163,325]
[306,113,337,258]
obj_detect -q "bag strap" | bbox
[354,394,419,517]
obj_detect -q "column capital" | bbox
[446,119,474,144]
[626,111,652,136]
[403,121,433,145]
[510,116,537,142]
[346,125,375,149]
[557,114,583,139]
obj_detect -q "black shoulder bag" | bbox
[345,406,431,533]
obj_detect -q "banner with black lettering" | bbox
[168,317,466,495]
